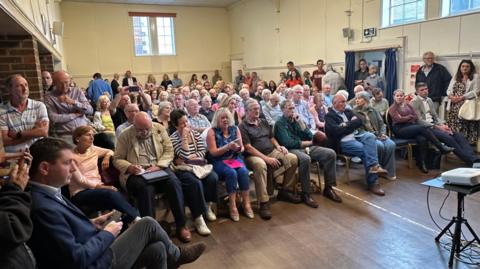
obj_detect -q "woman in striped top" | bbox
[170,109,218,235]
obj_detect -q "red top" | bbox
[286,79,303,88]
[388,103,418,125]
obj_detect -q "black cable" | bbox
[438,189,451,221]
[427,186,451,234]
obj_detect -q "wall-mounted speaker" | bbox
[342,28,353,38]
[52,21,64,36]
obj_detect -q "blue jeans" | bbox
[213,159,250,194]
[376,138,396,177]
[341,132,379,187]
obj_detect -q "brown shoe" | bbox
[301,193,319,208]
[323,186,342,203]
[176,242,206,267]
[177,227,192,243]
[259,202,272,220]
[369,184,385,196]
[368,164,388,175]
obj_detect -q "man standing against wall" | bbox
[415,51,452,112]
[312,59,326,90]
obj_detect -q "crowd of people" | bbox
[1,51,479,268]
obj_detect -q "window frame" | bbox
[131,14,176,57]
[441,0,480,17]
[381,0,426,28]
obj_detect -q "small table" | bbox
[422,178,480,267]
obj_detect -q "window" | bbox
[131,14,176,56]
[442,0,480,16]
[382,0,425,27]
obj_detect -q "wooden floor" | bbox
[179,155,480,269]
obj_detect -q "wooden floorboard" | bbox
[179,155,480,269]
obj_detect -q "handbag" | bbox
[458,98,480,120]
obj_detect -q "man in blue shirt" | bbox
[87,73,113,103]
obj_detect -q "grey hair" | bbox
[393,89,405,95]
[157,101,172,114]
[201,95,212,102]
[245,98,260,112]
[261,89,272,97]
[280,99,294,110]
[211,107,235,128]
[292,84,303,92]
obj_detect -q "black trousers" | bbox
[126,168,186,228]
[432,129,478,165]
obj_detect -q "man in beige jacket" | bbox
[113,112,199,242]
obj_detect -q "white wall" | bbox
[228,0,480,92]
[61,1,231,87]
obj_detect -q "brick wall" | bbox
[0,35,43,101]
[39,52,54,73]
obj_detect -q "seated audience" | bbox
[172,73,183,88]
[116,103,140,136]
[234,69,245,90]
[412,83,479,166]
[44,70,93,143]
[348,85,366,107]
[161,74,173,89]
[353,92,396,180]
[41,70,53,93]
[28,138,205,269]
[262,93,283,126]
[87,73,113,103]
[159,90,169,102]
[156,101,175,135]
[303,71,312,87]
[275,99,341,205]
[321,83,333,107]
[0,151,35,268]
[93,95,116,149]
[122,70,137,86]
[0,74,49,153]
[370,88,389,117]
[240,99,301,220]
[189,90,201,103]
[220,95,242,125]
[364,65,385,92]
[170,110,218,228]
[292,85,316,132]
[268,80,277,92]
[70,126,140,223]
[303,84,314,105]
[200,96,215,122]
[206,108,253,221]
[110,87,131,129]
[174,93,186,111]
[260,89,271,107]
[311,93,328,131]
[114,112,205,242]
[285,70,303,88]
[186,99,211,133]
[389,89,454,173]
[325,93,388,196]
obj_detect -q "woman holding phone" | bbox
[169,109,218,235]
[206,108,252,221]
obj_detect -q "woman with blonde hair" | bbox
[146,74,156,85]
[220,95,242,125]
[93,95,116,149]
[206,108,252,221]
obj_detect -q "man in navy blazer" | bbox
[27,138,205,269]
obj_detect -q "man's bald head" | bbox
[133,112,152,139]
[52,70,71,94]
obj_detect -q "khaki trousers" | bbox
[245,149,298,203]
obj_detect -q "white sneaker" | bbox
[194,216,211,236]
[206,204,217,222]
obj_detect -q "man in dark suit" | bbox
[122,70,137,86]
[411,82,479,166]
[27,138,205,269]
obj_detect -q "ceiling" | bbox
[0,9,29,35]
[61,0,240,8]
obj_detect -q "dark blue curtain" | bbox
[344,51,355,99]
[384,48,397,104]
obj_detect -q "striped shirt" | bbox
[170,130,206,160]
[0,99,48,152]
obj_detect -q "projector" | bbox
[441,168,480,186]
